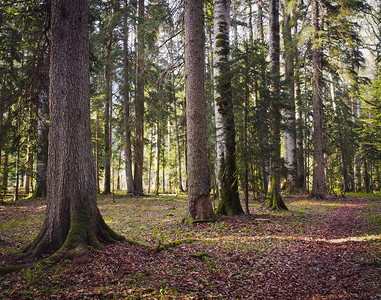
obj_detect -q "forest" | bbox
[0,0,381,298]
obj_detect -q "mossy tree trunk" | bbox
[268,0,288,210]
[22,0,123,262]
[184,0,215,222]
[214,0,244,216]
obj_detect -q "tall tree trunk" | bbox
[258,0,264,43]
[214,0,244,216]
[22,0,123,262]
[173,96,184,193]
[244,55,250,214]
[103,31,113,195]
[155,123,161,195]
[184,0,215,221]
[24,131,32,195]
[268,0,288,210]
[123,0,134,193]
[133,0,145,194]
[295,44,306,191]
[353,95,362,191]
[282,1,296,190]
[311,0,325,199]
[95,106,100,194]
[248,0,253,42]
[33,61,49,199]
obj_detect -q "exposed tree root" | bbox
[152,239,196,253]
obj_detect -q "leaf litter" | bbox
[0,194,380,299]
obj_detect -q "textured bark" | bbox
[282,2,296,189]
[214,0,243,216]
[103,30,113,195]
[123,0,134,193]
[268,0,288,210]
[311,0,325,199]
[33,76,49,199]
[184,0,214,221]
[133,0,145,194]
[295,46,306,191]
[23,0,123,262]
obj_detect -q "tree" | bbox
[268,0,288,210]
[282,0,297,190]
[122,0,134,194]
[184,0,215,221]
[32,51,49,199]
[214,0,244,216]
[311,0,325,199]
[21,0,123,262]
[134,0,145,194]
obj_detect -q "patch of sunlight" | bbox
[290,200,342,207]
[201,234,381,244]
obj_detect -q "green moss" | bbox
[152,239,195,252]
[267,177,288,210]
[188,252,211,259]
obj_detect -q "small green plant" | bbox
[21,263,44,285]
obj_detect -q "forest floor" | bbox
[0,192,380,299]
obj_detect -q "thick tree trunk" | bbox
[268,0,288,210]
[134,0,145,194]
[282,2,296,190]
[311,0,325,199]
[22,0,123,262]
[184,0,215,221]
[214,0,243,216]
[123,0,134,194]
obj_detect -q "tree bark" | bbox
[214,0,243,216]
[33,75,49,199]
[268,0,288,210]
[295,32,306,192]
[22,0,123,262]
[133,0,145,194]
[184,0,215,221]
[282,1,296,190]
[123,0,134,193]
[103,30,113,195]
[311,0,325,199]
[155,123,161,195]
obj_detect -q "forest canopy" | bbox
[0,0,381,203]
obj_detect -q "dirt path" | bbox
[252,197,381,299]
